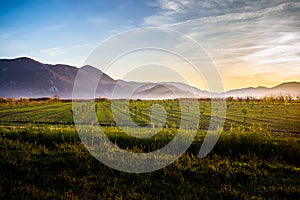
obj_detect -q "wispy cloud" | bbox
[37,42,98,67]
[142,0,300,88]
[1,0,299,90]
[145,0,297,25]
[70,42,95,49]
[40,47,64,56]
[40,42,96,56]
[242,45,300,65]
[0,40,30,53]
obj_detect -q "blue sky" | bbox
[0,0,153,64]
[1,0,299,90]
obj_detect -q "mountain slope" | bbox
[0,57,299,99]
[0,57,115,98]
[226,82,300,98]
[133,84,196,99]
[0,57,200,99]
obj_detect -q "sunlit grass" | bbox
[0,99,299,199]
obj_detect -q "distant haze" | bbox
[0,57,299,99]
[1,1,299,91]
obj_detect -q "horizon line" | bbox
[1,56,299,92]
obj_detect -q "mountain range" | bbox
[0,57,299,99]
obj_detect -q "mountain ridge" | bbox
[0,57,299,99]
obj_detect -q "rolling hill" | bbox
[225,82,300,98]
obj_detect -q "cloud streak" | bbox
[41,47,64,56]
[143,0,300,89]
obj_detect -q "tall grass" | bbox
[0,98,299,199]
[0,124,299,199]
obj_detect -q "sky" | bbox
[0,0,299,91]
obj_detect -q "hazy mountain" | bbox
[225,82,300,98]
[0,57,76,98]
[0,57,202,99]
[0,57,115,98]
[132,84,196,99]
[0,57,299,99]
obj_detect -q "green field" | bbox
[0,98,299,199]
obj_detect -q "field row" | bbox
[0,100,299,133]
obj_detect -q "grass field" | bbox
[0,98,299,199]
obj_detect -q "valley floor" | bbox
[0,99,299,199]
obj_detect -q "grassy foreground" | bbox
[0,99,299,199]
[0,125,299,199]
